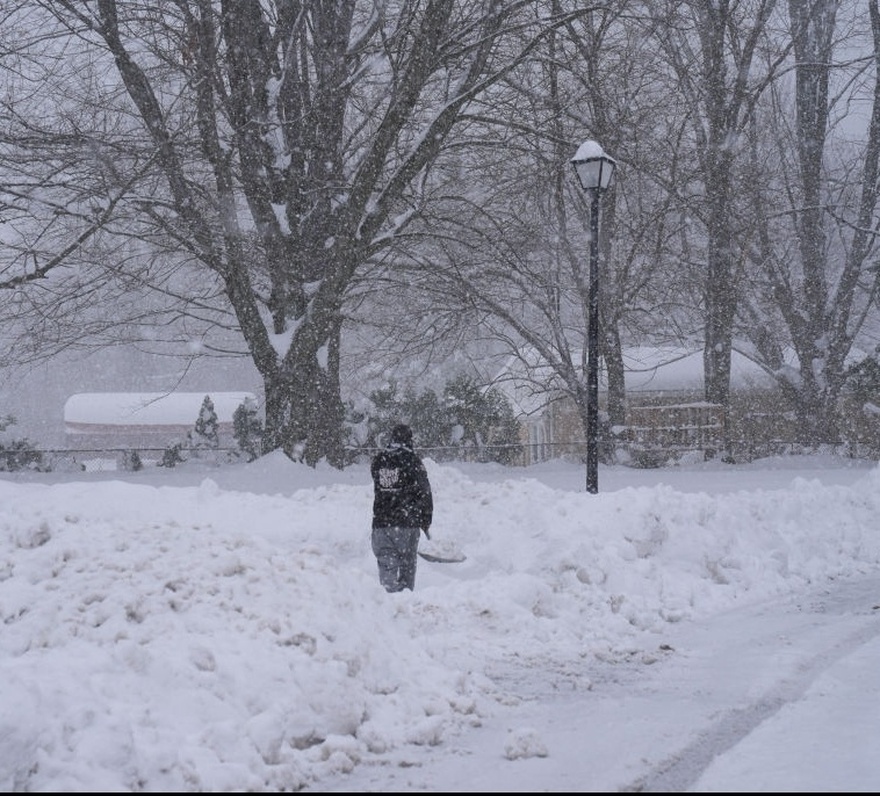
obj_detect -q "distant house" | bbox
[63,392,259,450]
[490,346,788,465]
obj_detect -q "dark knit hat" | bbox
[390,423,413,447]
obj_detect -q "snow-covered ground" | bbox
[1,451,878,792]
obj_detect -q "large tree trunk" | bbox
[784,0,840,446]
[262,319,345,466]
[697,1,738,451]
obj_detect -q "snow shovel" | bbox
[418,532,467,563]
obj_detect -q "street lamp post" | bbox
[570,140,616,494]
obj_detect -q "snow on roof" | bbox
[490,345,778,416]
[64,392,258,427]
[620,346,776,392]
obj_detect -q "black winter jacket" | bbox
[371,443,433,531]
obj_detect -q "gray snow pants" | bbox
[371,525,421,592]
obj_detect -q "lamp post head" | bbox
[570,139,616,193]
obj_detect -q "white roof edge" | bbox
[63,392,259,426]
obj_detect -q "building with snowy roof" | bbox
[489,345,794,465]
[63,392,259,451]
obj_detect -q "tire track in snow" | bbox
[628,586,880,792]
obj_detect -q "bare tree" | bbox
[1,0,562,465]
[361,1,683,460]
[649,0,791,454]
[557,1,705,427]
[738,0,880,446]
